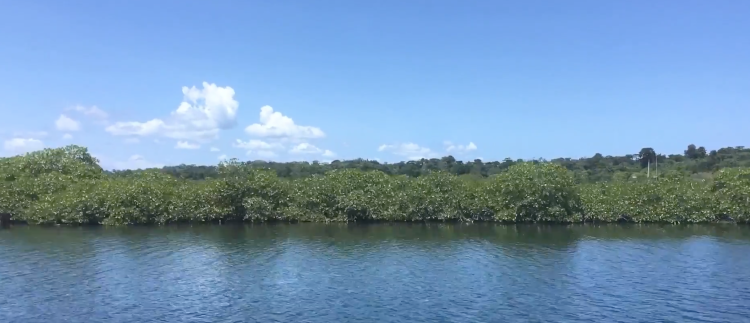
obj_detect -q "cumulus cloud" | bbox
[70,105,108,124]
[233,139,286,159]
[13,131,48,139]
[235,106,332,159]
[107,119,162,136]
[62,133,73,140]
[234,139,283,151]
[378,142,436,160]
[218,154,228,160]
[245,106,324,141]
[3,138,44,156]
[234,146,278,158]
[289,143,321,154]
[55,114,80,132]
[444,141,478,154]
[105,82,239,142]
[210,147,220,152]
[288,142,336,157]
[175,141,200,149]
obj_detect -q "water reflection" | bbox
[1,223,749,323]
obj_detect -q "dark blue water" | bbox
[1,224,749,323]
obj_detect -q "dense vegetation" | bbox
[2,145,749,225]
[126,145,750,183]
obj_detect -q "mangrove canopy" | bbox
[1,145,749,225]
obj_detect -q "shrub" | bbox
[488,162,583,222]
[2,145,749,225]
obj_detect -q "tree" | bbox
[638,148,656,168]
[98,144,750,183]
[685,144,698,159]
[685,144,708,160]
[696,146,707,158]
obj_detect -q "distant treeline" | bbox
[111,145,750,183]
[1,145,749,225]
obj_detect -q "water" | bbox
[1,224,749,323]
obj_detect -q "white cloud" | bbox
[123,138,140,144]
[289,143,322,154]
[105,82,239,142]
[288,143,337,158]
[378,142,436,160]
[233,139,286,159]
[62,133,73,140]
[245,106,324,141]
[210,147,220,152]
[234,139,283,151]
[3,138,44,156]
[55,114,80,132]
[236,107,331,159]
[109,154,163,170]
[218,154,228,160]
[175,141,200,149]
[13,131,48,139]
[70,105,108,124]
[106,119,163,136]
[444,141,477,154]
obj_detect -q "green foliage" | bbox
[2,145,750,225]
[580,176,717,223]
[712,168,750,222]
[488,163,582,222]
[0,145,104,219]
[24,180,108,224]
[400,172,465,221]
[148,144,750,183]
[211,159,290,221]
[638,147,657,168]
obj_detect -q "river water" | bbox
[1,224,749,323]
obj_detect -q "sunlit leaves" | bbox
[713,168,750,222]
[488,162,582,222]
[2,146,750,225]
[580,177,717,223]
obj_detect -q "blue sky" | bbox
[1,0,749,169]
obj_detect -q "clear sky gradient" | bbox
[2,0,749,169]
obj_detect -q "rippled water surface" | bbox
[2,224,750,323]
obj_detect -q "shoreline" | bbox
[2,218,745,227]
[3,146,750,226]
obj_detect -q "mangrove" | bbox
[1,145,749,225]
